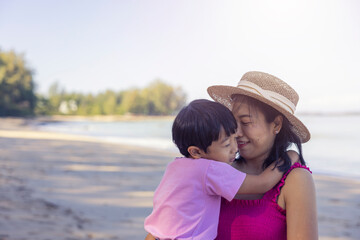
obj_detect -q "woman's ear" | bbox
[273,115,283,134]
[187,146,202,159]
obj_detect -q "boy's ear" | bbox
[187,146,202,159]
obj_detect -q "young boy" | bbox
[144,99,284,240]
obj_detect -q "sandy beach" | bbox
[0,118,359,240]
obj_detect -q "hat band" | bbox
[237,80,296,114]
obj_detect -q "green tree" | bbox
[120,88,147,114]
[36,79,187,116]
[34,94,52,115]
[102,90,117,115]
[46,81,64,114]
[143,79,186,115]
[77,93,95,115]
[0,50,37,116]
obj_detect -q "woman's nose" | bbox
[236,125,244,137]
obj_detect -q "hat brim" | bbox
[207,85,310,143]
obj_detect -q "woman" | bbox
[207,71,318,239]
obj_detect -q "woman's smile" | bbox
[237,140,250,149]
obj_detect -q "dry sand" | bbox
[0,118,359,240]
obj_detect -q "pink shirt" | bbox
[144,157,246,240]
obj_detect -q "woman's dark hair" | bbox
[172,99,237,157]
[232,95,305,172]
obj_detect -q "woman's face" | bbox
[232,101,277,163]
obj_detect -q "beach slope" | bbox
[0,118,359,239]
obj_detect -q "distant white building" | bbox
[59,100,78,114]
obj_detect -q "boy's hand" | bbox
[145,233,156,240]
[287,150,300,166]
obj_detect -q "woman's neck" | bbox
[233,157,265,175]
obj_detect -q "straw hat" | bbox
[207,71,310,143]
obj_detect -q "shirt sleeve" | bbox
[204,161,246,201]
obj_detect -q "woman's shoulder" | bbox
[285,167,313,186]
[280,164,315,201]
[284,150,313,184]
[276,162,314,208]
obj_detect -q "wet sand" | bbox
[0,118,359,239]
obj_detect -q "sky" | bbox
[1,0,360,113]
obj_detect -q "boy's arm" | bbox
[236,152,300,195]
[236,161,283,194]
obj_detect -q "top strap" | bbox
[271,162,312,203]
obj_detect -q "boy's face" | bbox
[199,128,238,164]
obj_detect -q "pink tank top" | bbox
[215,163,311,240]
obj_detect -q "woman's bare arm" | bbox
[283,168,318,240]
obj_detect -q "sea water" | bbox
[38,115,360,179]
[301,115,360,179]
[38,119,176,151]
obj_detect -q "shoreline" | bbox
[0,115,176,124]
[0,118,359,239]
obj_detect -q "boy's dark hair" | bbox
[172,99,237,157]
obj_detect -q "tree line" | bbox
[0,49,187,117]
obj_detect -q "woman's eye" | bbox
[241,121,251,125]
